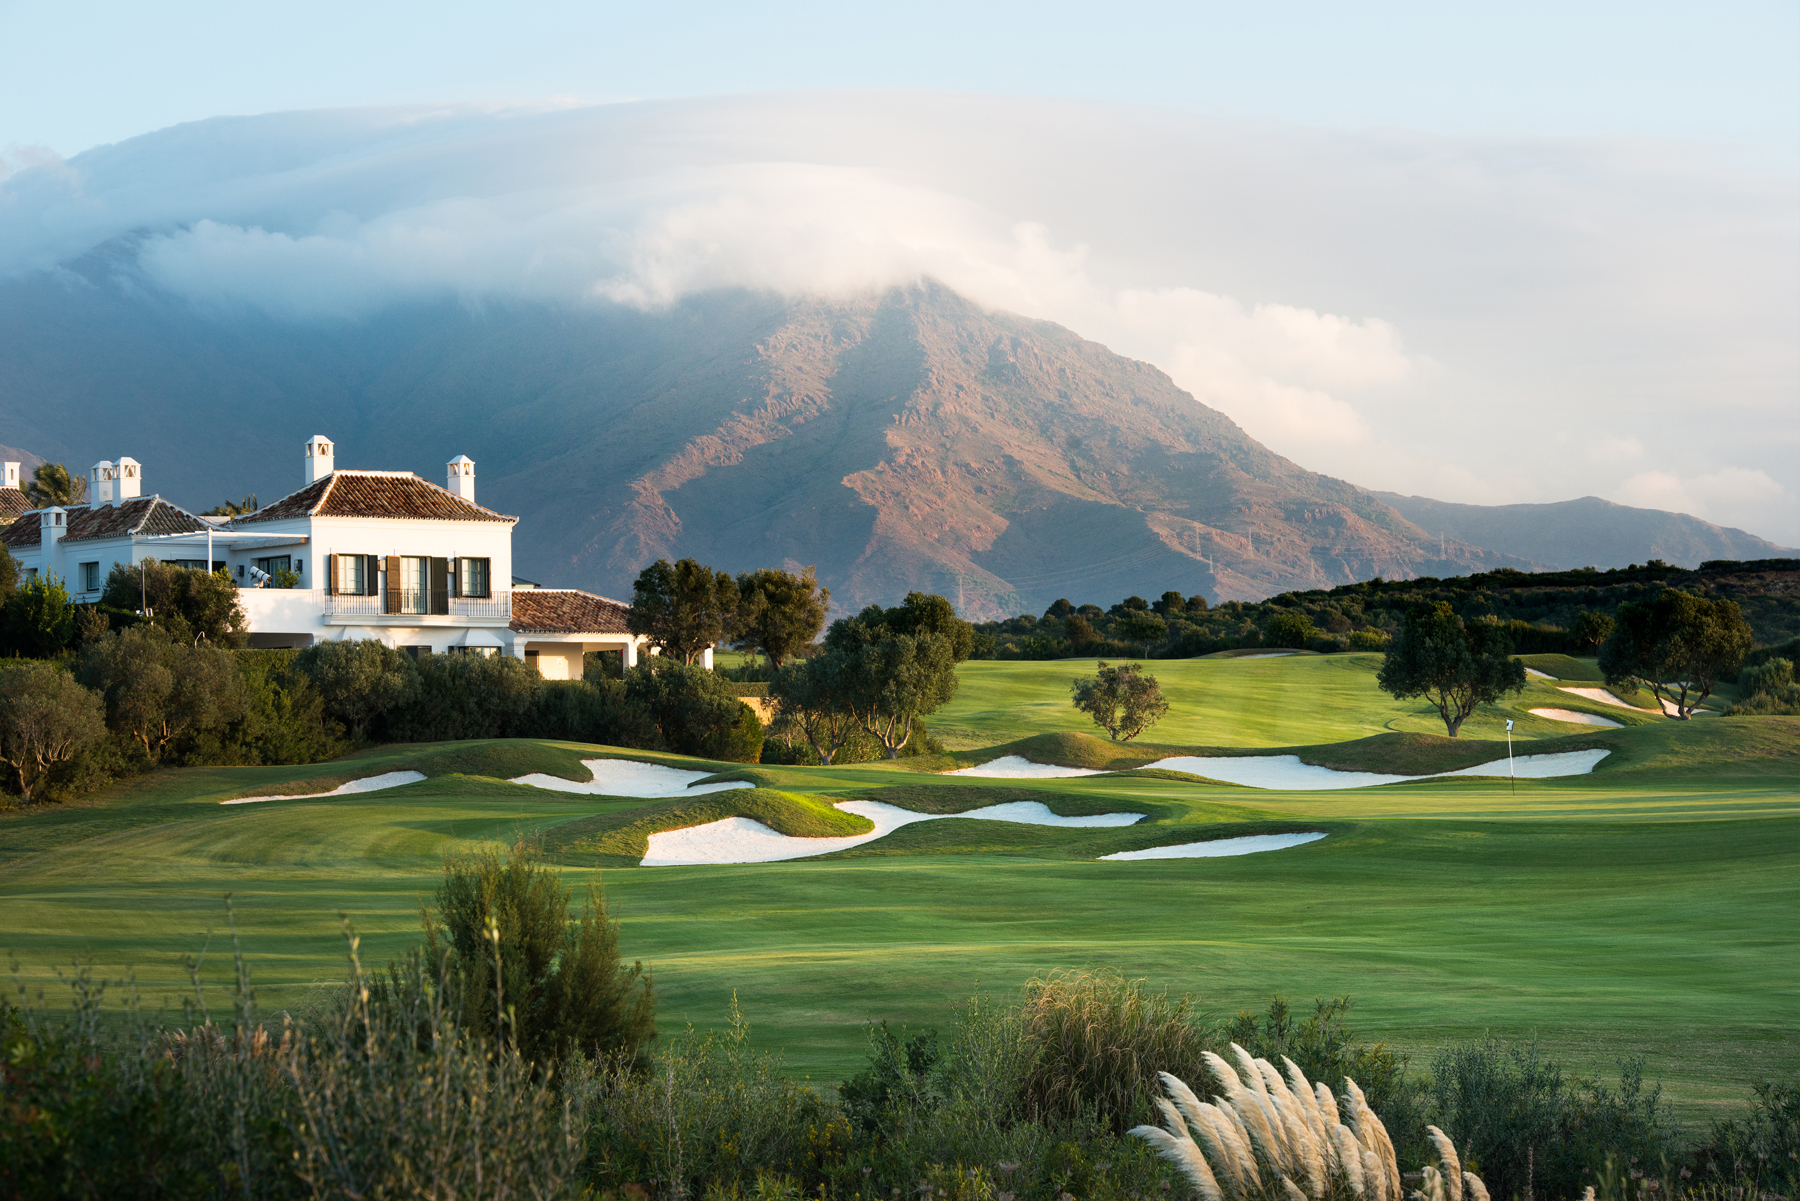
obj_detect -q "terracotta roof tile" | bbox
[510,589,633,635]
[0,497,208,549]
[236,471,515,525]
[0,490,29,521]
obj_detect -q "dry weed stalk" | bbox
[1132,1043,1488,1201]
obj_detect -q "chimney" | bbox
[115,456,142,500]
[305,436,335,485]
[89,460,115,507]
[40,507,66,547]
[2,463,18,491]
[446,454,476,502]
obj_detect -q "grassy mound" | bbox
[848,783,1149,818]
[545,790,872,859]
[940,731,1164,772]
[226,739,600,800]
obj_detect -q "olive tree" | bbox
[78,626,249,762]
[294,639,419,740]
[1571,611,1616,656]
[1598,590,1752,720]
[1071,661,1169,742]
[0,663,105,803]
[819,593,972,758]
[768,653,863,765]
[627,558,739,665]
[733,566,830,667]
[100,559,247,647]
[1376,602,1526,737]
[1,575,76,658]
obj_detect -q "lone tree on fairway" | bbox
[1071,661,1169,742]
[733,565,829,667]
[0,662,106,803]
[1598,589,1751,720]
[1377,602,1526,737]
[627,558,739,665]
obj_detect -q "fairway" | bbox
[3,655,1796,1132]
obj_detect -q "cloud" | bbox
[1614,467,1791,535]
[1,93,1794,543]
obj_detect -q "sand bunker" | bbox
[1100,832,1329,861]
[1525,667,1556,679]
[943,755,1106,779]
[222,770,426,804]
[1559,686,1706,717]
[1530,707,1624,728]
[514,759,753,797]
[1237,652,1294,659]
[639,798,1143,866]
[949,748,1611,789]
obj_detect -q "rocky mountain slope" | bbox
[2,265,1780,616]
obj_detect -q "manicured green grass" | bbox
[2,655,1795,1134]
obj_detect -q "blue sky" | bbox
[3,1,1797,158]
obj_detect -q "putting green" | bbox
[2,657,1795,1134]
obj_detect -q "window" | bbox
[401,645,432,660]
[79,562,99,592]
[334,554,367,595]
[255,555,292,577]
[449,645,497,658]
[399,556,427,614]
[171,559,207,571]
[24,567,37,582]
[456,557,491,598]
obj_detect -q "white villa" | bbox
[0,437,668,676]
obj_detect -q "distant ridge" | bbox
[1372,492,1795,571]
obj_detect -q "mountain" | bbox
[1372,492,1795,572]
[1,262,1781,618]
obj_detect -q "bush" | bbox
[0,661,108,804]
[1264,610,1321,649]
[1695,1078,1800,1198]
[1726,656,1800,714]
[78,626,249,767]
[523,677,662,747]
[0,575,76,658]
[626,660,764,762]
[1347,628,1390,652]
[1429,1042,1675,1201]
[430,838,656,1070]
[293,639,418,740]
[383,651,541,742]
[100,559,247,648]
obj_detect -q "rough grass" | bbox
[544,789,873,860]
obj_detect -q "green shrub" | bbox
[430,837,656,1070]
[1264,610,1322,649]
[523,676,662,747]
[293,639,418,740]
[1695,1078,1800,1197]
[0,574,76,658]
[626,659,764,762]
[383,650,541,742]
[1348,628,1390,652]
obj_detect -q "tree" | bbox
[1264,610,1321,650]
[627,558,739,665]
[77,627,248,762]
[1376,602,1527,737]
[733,566,830,667]
[293,639,419,740]
[100,560,248,647]
[0,663,105,803]
[24,462,86,508]
[430,837,656,1068]
[1071,661,1169,742]
[1,575,76,658]
[1598,590,1752,720]
[1118,610,1167,646]
[200,493,258,517]
[819,593,971,758]
[1571,611,1616,657]
[1065,614,1097,649]
[0,546,18,608]
[768,654,862,765]
[1152,591,1187,617]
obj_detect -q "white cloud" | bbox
[1,93,1794,543]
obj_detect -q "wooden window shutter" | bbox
[430,557,449,615]
[326,553,338,596]
[384,555,401,614]
[365,555,379,597]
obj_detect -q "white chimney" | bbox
[305,436,335,485]
[2,463,18,491]
[89,460,115,507]
[41,507,66,546]
[446,454,476,502]
[115,456,142,500]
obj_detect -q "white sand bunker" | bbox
[1560,686,1706,717]
[949,749,1609,789]
[513,758,753,798]
[640,798,1143,866]
[222,770,426,804]
[1530,708,1624,728]
[1101,832,1329,861]
[944,755,1106,779]
[1525,667,1556,679]
[1145,749,1609,790]
[1237,652,1294,659]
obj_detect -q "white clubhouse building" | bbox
[0,437,667,677]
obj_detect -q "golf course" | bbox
[3,652,1795,1131]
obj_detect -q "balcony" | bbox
[318,589,512,619]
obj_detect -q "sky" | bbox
[2,1,1797,543]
